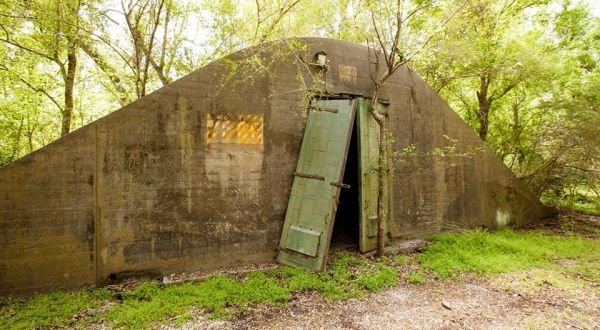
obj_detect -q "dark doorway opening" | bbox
[331,118,359,249]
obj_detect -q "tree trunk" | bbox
[476,75,491,141]
[369,87,388,257]
[10,117,24,160]
[26,112,34,152]
[376,121,387,256]
[512,102,520,143]
[59,0,81,136]
[477,101,490,141]
[61,46,77,136]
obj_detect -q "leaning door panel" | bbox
[277,99,356,271]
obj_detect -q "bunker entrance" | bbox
[331,118,359,249]
[277,98,389,271]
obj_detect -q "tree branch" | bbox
[0,64,64,111]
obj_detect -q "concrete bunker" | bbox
[0,38,554,296]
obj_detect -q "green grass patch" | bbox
[104,253,398,328]
[6,229,597,329]
[268,252,397,300]
[1,253,399,330]
[394,255,411,265]
[0,289,112,330]
[491,268,589,295]
[103,272,291,328]
[418,229,600,279]
[356,267,398,291]
[405,271,426,285]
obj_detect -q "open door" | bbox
[277,98,357,271]
[357,98,389,252]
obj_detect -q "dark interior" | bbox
[330,118,360,249]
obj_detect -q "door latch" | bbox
[330,181,350,189]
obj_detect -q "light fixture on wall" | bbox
[314,51,327,67]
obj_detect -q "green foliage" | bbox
[0,289,111,330]
[0,253,399,329]
[416,0,600,208]
[418,229,600,279]
[357,267,398,291]
[394,255,411,265]
[269,252,398,300]
[542,190,600,215]
[102,253,398,328]
[104,273,290,328]
[405,271,426,285]
[4,229,600,329]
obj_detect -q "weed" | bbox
[0,289,111,330]
[356,267,398,291]
[5,228,598,329]
[394,255,411,265]
[418,229,600,279]
[104,272,290,328]
[1,253,401,330]
[491,268,588,296]
[174,312,193,326]
[405,271,426,285]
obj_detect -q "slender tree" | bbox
[365,0,461,256]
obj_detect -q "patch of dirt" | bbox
[162,262,281,284]
[170,274,599,330]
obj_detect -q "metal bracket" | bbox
[308,62,328,70]
[330,182,351,189]
[294,172,325,180]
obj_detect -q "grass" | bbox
[418,229,600,279]
[103,272,291,328]
[3,222,599,329]
[0,289,111,330]
[394,255,410,265]
[268,253,398,300]
[405,271,426,285]
[491,268,589,295]
[0,252,401,329]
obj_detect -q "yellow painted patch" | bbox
[206,113,264,144]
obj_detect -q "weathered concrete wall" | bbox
[388,78,552,237]
[0,128,97,295]
[93,47,298,283]
[0,38,552,296]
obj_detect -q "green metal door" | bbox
[357,98,389,252]
[277,99,357,271]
